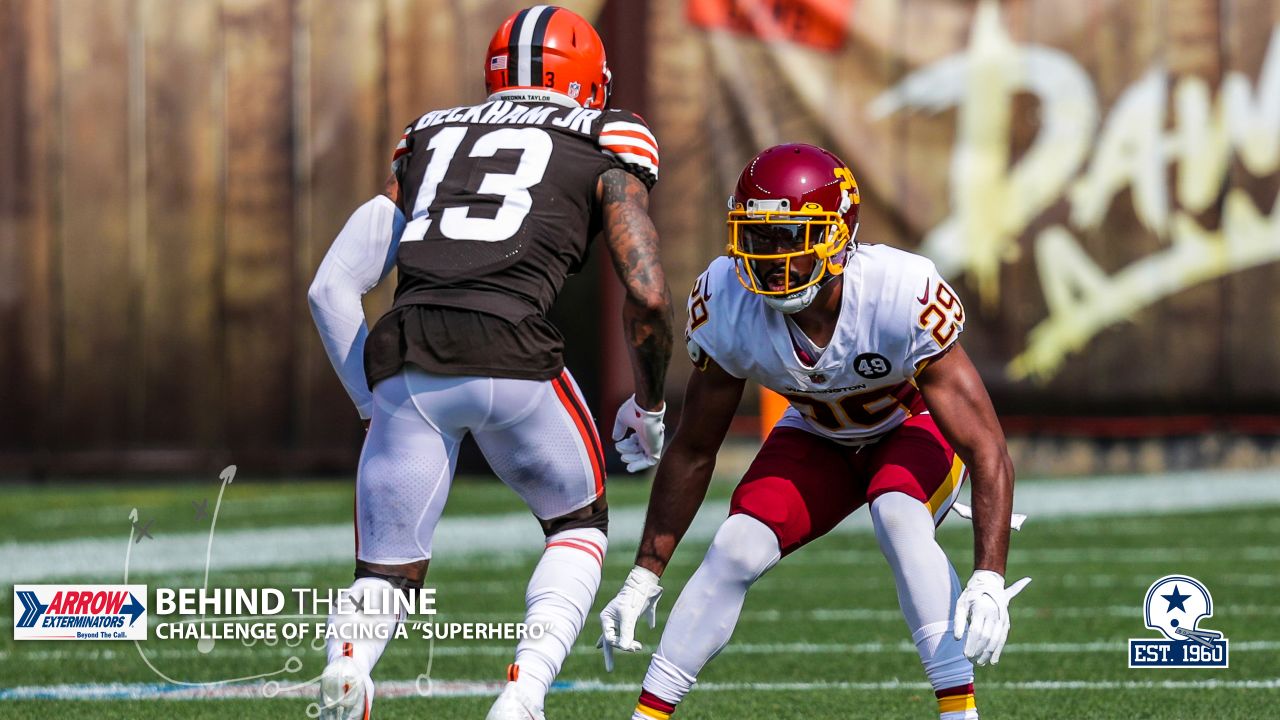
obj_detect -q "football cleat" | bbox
[319,656,373,720]
[485,681,546,720]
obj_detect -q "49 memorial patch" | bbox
[13,585,148,641]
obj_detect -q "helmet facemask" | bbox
[726,198,852,313]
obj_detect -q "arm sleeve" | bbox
[307,195,404,419]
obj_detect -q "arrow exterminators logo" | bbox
[13,585,148,640]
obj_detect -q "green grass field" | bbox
[2,473,1278,718]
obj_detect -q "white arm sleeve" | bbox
[307,195,404,419]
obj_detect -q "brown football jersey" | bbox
[364,100,659,386]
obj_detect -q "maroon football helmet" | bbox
[727,143,861,311]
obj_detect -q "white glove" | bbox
[596,566,663,671]
[612,395,666,472]
[952,570,1032,665]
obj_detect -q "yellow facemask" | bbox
[726,201,851,296]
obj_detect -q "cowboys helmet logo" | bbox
[1143,576,1218,643]
[1129,574,1228,668]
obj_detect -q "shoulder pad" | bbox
[686,257,737,329]
[683,257,739,365]
[905,256,965,371]
[598,108,659,189]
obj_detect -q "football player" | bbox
[598,144,1029,720]
[307,6,673,719]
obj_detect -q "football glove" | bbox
[611,395,665,472]
[596,566,663,671]
[952,570,1032,665]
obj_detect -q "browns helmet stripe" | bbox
[506,7,531,86]
[527,6,559,86]
[511,5,556,87]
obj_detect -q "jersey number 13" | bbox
[402,127,552,243]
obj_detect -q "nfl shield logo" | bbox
[567,81,582,99]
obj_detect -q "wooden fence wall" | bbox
[2,0,1278,475]
[0,0,605,474]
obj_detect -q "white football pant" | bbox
[355,366,606,563]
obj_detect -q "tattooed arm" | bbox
[597,168,674,410]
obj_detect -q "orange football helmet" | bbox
[726,143,861,312]
[484,6,612,110]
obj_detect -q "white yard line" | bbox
[3,639,1277,664]
[2,677,1278,701]
[3,468,1279,582]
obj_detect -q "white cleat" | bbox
[319,656,373,720]
[485,681,546,720]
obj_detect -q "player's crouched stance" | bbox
[599,144,1030,719]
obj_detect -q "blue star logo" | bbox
[1162,585,1191,613]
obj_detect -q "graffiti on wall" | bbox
[871,0,1280,381]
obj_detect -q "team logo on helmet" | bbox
[725,144,862,314]
[1128,575,1228,668]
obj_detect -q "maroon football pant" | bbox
[729,413,966,556]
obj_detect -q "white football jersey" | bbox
[686,245,965,444]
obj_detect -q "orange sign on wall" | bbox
[759,388,789,438]
[687,0,856,52]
